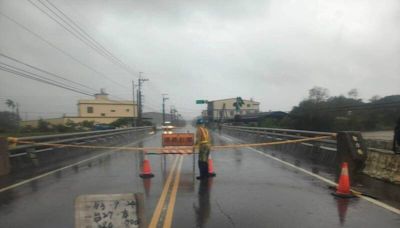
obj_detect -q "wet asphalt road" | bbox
[0,126,399,227]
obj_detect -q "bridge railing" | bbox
[221,124,339,169]
[221,124,336,146]
[9,126,153,157]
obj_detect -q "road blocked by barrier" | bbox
[8,135,334,154]
[162,133,194,147]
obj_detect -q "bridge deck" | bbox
[0,127,399,227]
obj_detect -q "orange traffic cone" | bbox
[332,162,354,198]
[208,156,216,177]
[140,158,154,178]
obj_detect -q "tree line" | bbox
[260,87,400,132]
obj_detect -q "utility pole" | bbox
[170,106,174,122]
[132,80,136,127]
[15,102,20,130]
[162,94,169,124]
[137,72,149,126]
[16,103,20,118]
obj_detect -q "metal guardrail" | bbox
[223,125,335,137]
[222,125,336,145]
[221,125,339,168]
[9,126,152,156]
[221,125,395,155]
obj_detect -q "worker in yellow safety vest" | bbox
[195,118,211,180]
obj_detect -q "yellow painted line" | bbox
[148,156,179,228]
[220,134,400,215]
[0,152,109,193]
[163,156,184,228]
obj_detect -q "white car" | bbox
[162,122,174,134]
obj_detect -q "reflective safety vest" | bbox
[197,127,210,145]
[197,126,210,162]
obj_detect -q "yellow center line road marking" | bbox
[149,156,179,228]
[163,155,184,228]
[219,134,400,216]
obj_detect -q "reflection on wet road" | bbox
[0,126,399,227]
[195,178,212,228]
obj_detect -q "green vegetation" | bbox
[0,98,99,137]
[0,111,20,133]
[110,118,134,128]
[0,112,95,137]
[110,118,155,128]
[259,87,400,132]
[259,118,285,128]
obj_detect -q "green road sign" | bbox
[196,100,208,104]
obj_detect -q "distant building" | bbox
[20,90,137,127]
[207,98,260,121]
[78,90,137,119]
[201,110,208,119]
[143,112,172,126]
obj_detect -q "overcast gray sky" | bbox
[1,0,399,120]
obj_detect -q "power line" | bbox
[0,61,93,95]
[0,53,133,100]
[0,65,93,96]
[30,0,136,78]
[0,52,97,93]
[43,0,135,75]
[0,10,129,91]
[32,0,112,62]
